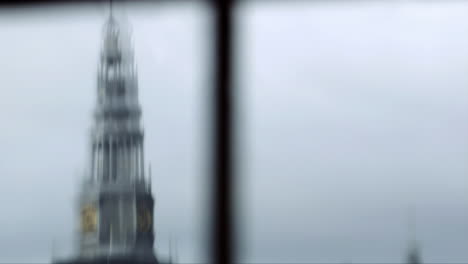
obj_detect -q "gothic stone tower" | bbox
[71,13,158,264]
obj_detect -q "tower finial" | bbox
[110,0,113,18]
[149,164,152,182]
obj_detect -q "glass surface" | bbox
[236,1,468,263]
[0,2,210,263]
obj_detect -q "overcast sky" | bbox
[0,1,467,263]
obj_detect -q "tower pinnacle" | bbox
[110,0,113,19]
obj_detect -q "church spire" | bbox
[70,5,157,263]
[92,6,142,183]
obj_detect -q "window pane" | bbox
[0,2,210,263]
[237,2,468,263]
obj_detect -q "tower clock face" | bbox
[137,207,152,233]
[81,205,97,233]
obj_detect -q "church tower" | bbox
[72,8,158,264]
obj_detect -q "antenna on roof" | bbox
[406,206,422,264]
[51,238,56,262]
[174,236,178,263]
[169,236,173,263]
[408,206,416,244]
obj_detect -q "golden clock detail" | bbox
[137,207,152,233]
[81,205,97,233]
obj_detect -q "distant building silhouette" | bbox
[54,4,168,264]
